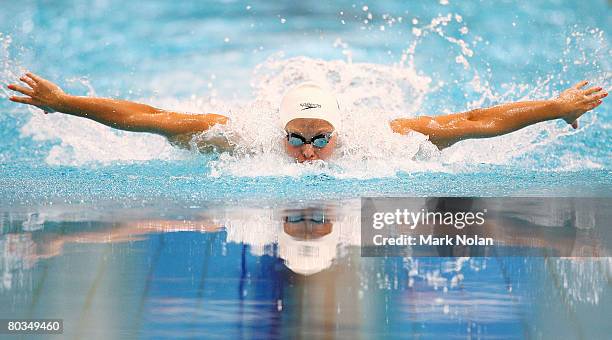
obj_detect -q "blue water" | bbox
[1,0,611,338]
[1,202,611,339]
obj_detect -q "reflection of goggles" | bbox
[285,212,326,224]
[286,132,332,148]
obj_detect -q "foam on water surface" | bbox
[0,4,610,183]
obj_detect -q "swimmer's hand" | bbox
[7,71,229,152]
[555,81,607,129]
[7,72,66,114]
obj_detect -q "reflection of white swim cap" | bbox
[278,223,340,276]
[279,82,342,131]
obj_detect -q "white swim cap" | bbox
[279,82,342,131]
[278,221,340,276]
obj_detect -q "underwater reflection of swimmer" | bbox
[0,207,358,276]
[414,198,609,257]
[2,210,610,338]
[0,209,363,338]
[363,197,609,257]
[6,72,607,163]
[278,209,341,276]
[2,199,607,276]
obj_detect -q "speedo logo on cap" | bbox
[300,102,321,110]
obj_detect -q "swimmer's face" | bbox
[284,118,337,163]
[283,210,333,240]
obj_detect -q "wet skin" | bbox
[284,118,337,163]
[7,73,608,158]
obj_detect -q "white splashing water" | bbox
[0,14,608,176]
[200,54,441,178]
[21,112,189,166]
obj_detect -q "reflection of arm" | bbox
[404,218,605,257]
[33,219,223,260]
[71,220,223,242]
[482,218,604,257]
[440,218,604,256]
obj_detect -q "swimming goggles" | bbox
[285,212,326,224]
[286,132,333,148]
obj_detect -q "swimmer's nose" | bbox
[301,144,317,160]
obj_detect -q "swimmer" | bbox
[6,72,607,162]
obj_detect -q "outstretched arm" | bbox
[390,81,607,149]
[7,72,228,148]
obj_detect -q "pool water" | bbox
[1,202,612,339]
[0,0,611,338]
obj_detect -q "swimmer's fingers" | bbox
[587,91,608,101]
[591,100,603,109]
[573,80,588,89]
[571,120,578,129]
[9,95,53,113]
[26,72,44,83]
[20,75,37,88]
[9,95,34,105]
[583,86,602,95]
[7,83,34,96]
